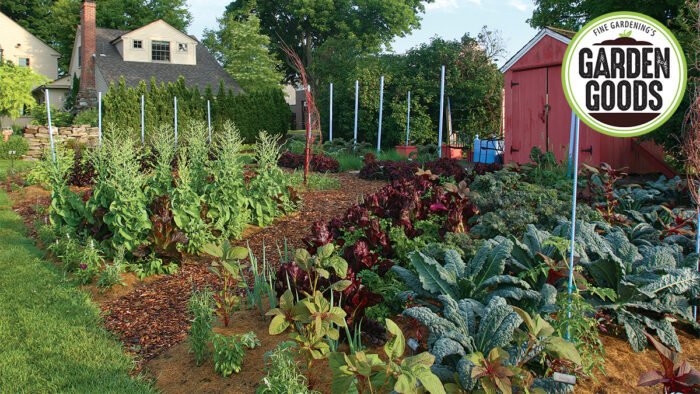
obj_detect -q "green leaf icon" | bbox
[619,29,632,38]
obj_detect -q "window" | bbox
[133,40,143,49]
[151,40,170,62]
[177,43,188,52]
[18,57,30,67]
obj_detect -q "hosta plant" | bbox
[329,319,446,394]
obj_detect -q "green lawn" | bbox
[0,159,35,180]
[0,190,155,393]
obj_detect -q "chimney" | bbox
[77,0,97,109]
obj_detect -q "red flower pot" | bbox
[395,145,418,159]
[441,145,463,159]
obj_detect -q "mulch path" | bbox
[97,172,386,369]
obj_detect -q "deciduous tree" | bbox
[0,60,49,128]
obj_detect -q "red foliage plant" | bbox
[637,331,700,393]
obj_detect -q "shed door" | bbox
[546,65,601,165]
[510,67,546,164]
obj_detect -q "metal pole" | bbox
[406,91,411,146]
[141,94,145,145]
[438,65,445,157]
[44,89,56,162]
[567,111,576,177]
[567,114,581,340]
[207,100,212,143]
[353,80,359,150]
[377,75,384,153]
[329,83,333,142]
[98,91,102,147]
[174,96,178,148]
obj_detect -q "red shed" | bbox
[500,28,674,176]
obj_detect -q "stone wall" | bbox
[23,124,99,159]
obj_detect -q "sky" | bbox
[186,0,539,68]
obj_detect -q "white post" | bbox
[207,99,212,143]
[566,114,581,340]
[174,96,178,148]
[44,89,56,162]
[141,94,145,145]
[406,91,411,146]
[329,83,333,142]
[377,75,384,153]
[307,85,311,142]
[98,91,102,147]
[437,65,445,157]
[353,79,359,150]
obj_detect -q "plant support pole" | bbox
[377,75,384,152]
[406,91,411,146]
[98,91,102,147]
[44,89,56,162]
[438,65,445,157]
[174,96,178,148]
[329,83,333,142]
[353,80,359,149]
[207,100,212,143]
[567,111,576,177]
[695,206,699,321]
[567,113,581,340]
[141,94,145,145]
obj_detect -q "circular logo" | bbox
[562,12,687,137]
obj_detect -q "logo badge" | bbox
[562,12,687,137]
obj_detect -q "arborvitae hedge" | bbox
[103,76,290,142]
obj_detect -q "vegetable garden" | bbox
[2,122,699,393]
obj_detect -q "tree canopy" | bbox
[203,14,284,93]
[1,0,192,74]
[224,0,433,85]
[0,60,49,127]
[312,34,503,148]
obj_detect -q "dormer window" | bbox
[133,40,143,49]
[152,41,170,62]
[178,43,188,53]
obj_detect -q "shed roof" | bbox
[93,27,243,94]
[499,28,574,73]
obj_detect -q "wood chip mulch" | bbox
[99,172,386,369]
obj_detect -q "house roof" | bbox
[499,28,574,73]
[109,19,194,46]
[94,27,243,94]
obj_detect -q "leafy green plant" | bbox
[243,241,278,318]
[257,342,318,394]
[171,152,214,254]
[211,331,260,377]
[187,288,215,366]
[465,347,539,394]
[97,246,127,290]
[72,239,104,285]
[329,318,446,394]
[202,240,249,327]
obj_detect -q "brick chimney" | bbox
[76,0,97,109]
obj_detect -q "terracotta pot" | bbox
[441,145,463,159]
[395,145,418,159]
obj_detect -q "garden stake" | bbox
[353,79,359,150]
[377,75,384,152]
[406,90,411,146]
[566,110,576,177]
[98,91,102,147]
[174,96,178,149]
[207,100,212,143]
[329,83,333,142]
[437,65,445,157]
[566,113,581,341]
[44,89,56,162]
[141,94,145,145]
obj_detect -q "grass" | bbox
[290,170,341,190]
[334,149,411,172]
[0,189,155,393]
[0,159,35,181]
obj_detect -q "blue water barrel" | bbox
[473,136,504,164]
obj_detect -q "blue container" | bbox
[473,135,504,164]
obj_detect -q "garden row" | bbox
[33,120,298,281]
[262,148,700,392]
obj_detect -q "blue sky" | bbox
[187,0,539,67]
